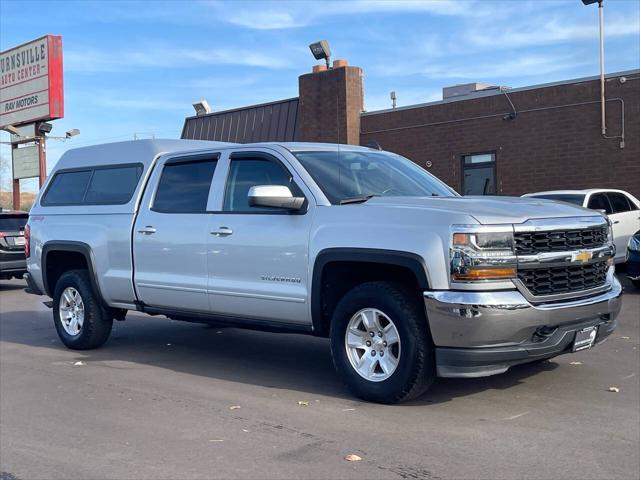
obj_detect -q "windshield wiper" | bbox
[339,194,377,205]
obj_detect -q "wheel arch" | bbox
[42,241,104,304]
[311,248,430,336]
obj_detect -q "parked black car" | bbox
[0,210,28,280]
[627,232,640,289]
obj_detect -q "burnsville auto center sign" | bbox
[0,35,64,129]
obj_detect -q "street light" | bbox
[582,0,606,135]
[309,40,331,70]
[65,129,80,138]
[38,122,53,134]
[1,125,20,135]
[192,99,212,116]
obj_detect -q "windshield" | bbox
[529,194,585,206]
[293,150,457,204]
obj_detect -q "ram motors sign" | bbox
[0,35,64,129]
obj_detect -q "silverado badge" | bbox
[572,250,593,264]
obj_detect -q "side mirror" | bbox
[248,185,305,211]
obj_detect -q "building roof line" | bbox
[362,69,640,117]
[184,96,299,121]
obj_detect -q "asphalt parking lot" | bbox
[1,276,638,480]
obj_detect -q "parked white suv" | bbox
[25,140,622,403]
[523,189,640,263]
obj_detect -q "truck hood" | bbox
[365,195,600,225]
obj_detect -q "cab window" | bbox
[223,157,300,212]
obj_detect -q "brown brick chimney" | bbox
[297,61,363,145]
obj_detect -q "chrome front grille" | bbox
[514,226,608,255]
[517,261,608,296]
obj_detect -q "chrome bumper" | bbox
[423,276,622,377]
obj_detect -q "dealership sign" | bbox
[0,35,64,129]
[12,145,40,180]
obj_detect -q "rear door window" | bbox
[606,192,632,214]
[153,159,217,213]
[587,193,612,214]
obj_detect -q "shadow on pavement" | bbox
[1,306,563,406]
[0,280,26,291]
[2,273,634,405]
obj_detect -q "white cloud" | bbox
[218,0,484,30]
[376,52,591,82]
[65,45,296,73]
[465,13,640,50]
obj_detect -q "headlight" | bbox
[606,219,614,245]
[450,228,517,282]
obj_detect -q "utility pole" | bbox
[582,0,606,135]
[598,0,606,135]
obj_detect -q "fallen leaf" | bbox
[73,361,85,366]
[209,439,224,442]
[569,361,582,365]
[608,386,620,393]
[344,454,362,462]
[242,429,249,433]
[297,401,309,406]
[342,408,356,411]
[229,405,241,410]
[620,336,630,339]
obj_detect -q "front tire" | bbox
[330,281,435,404]
[53,270,113,350]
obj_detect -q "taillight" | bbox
[24,224,30,258]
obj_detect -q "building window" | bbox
[462,152,496,195]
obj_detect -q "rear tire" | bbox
[329,281,435,404]
[53,270,113,350]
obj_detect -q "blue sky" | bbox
[1,0,639,192]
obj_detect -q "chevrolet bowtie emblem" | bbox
[572,250,593,263]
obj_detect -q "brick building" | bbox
[182,63,639,198]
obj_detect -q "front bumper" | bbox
[423,276,622,378]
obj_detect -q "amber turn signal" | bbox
[452,267,516,281]
[452,233,468,245]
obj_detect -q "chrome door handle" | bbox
[612,220,620,224]
[210,227,233,237]
[137,226,157,235]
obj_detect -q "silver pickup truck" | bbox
[25,139,622,403]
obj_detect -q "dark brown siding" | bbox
[360,73,640,199]
[181,98,299,143]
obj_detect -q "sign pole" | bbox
[38,135,47,187]
[11,143,21,211]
